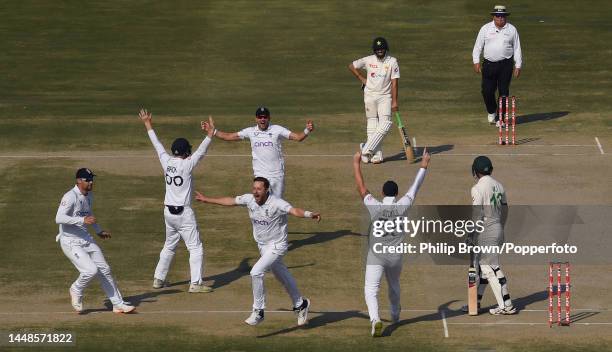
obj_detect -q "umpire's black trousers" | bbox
[481,57,514,117]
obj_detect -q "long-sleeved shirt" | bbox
[56,185,101,241]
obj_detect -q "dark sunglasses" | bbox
[256,115,270,119]
[494,14,507,18]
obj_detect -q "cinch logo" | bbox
[253,219,270,226]
[254,141,273,147]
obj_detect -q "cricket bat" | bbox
[468,252,478,315]
[394,111,415,163]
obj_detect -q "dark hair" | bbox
[253,177,270,190]
[382,180,398,197]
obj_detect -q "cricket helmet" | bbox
[472,156,493,176]
[372,37,389,52]
[171,138,192,157]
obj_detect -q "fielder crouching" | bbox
[195,177,320,326]
[465,156,516,315]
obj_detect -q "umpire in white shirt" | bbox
[472,5,522,125]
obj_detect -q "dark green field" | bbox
[1,1,611,351]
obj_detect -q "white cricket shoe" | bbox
[371,319,383,337]
[294,298,310,326]
[495,120,505,128]
[69,289,83,313]
[359,143,370,163]
[113,302,136,314]
[371,150,383,164]
[487,113,496,124]
[152,278,169,289]
[188,283,213,293]
[245,309,264,326]
[489,305,517,315]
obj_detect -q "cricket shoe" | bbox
[188,283,213,293]
[489,305,517,315]
[245,309,264,326]
[69,289,83,313]
[359,143,371,163]
[495,120,505,128]
[113,302,136,314]
[152,278,169,289]
[371,319,383,337]
[487,113,496,124]
[371,150,383,164]
[294,298,310,326]
[461,303,481,313]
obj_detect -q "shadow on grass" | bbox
[516,111,569,125]
[256,310,370,338]
[99,289,183,312]
[288,230,363,252]
[385,145,454,163]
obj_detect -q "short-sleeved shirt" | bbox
[352,54,400,96]
[238,125,291,178]
[235,193,292,245]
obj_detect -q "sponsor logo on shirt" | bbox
[253,219,270,226]
[254,132,273,137]
[369,64,378,68]
[76,211,90,216]
[254,141,274,147]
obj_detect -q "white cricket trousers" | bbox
[154,206,204,285]
[364,263,402,322]
[363,93,392,155]
[250,243,302,310]
[59,236,124,306]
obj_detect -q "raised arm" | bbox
[397,148,430,207]
[352,151,369,199]
[288,120,314,141]
[288,207,321,222]
[194,191,237,206]
[139,109,169,163]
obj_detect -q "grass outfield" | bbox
[1,1,611,351]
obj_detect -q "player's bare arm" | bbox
[139,108,153,131]
[420,147,431,169]
[194,191,237,206]
[288,120,314,141]
[391,78,399,112]
[348,63,366,86]
[352,151,370,199]
[288,207,321,222]
[201,115,216,139]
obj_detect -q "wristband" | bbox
[213,129,218,136]
[304,211,313,218]
[303,128,310,135]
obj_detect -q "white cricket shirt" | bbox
[471,175,507,225]
[56,185,102,240]
[235,193,292,245]
[352,54,400,96]
[147,130,211,207]
[238,125,291,178]
[472,21,522,68]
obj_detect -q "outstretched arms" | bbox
[194,191,237,206]
[288,120,314,141]
[352,151,370,199]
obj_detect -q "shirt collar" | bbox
[382,196,396,204]
[492,20,508,30]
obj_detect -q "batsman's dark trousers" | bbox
[481,57,514,118]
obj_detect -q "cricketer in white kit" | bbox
[467,156,516,315]
[56,168,134,314]
[195,176,321,326]
[212,106,314,197]
[349,37,400,164]
[139,109,215,293]
[352,148,430,337]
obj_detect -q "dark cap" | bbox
[472,156,493,176]
[372,37,389,51]
[255,106,270,117]
[76,168,96,180]
[171,138,192,157]
[490,5,510,16]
